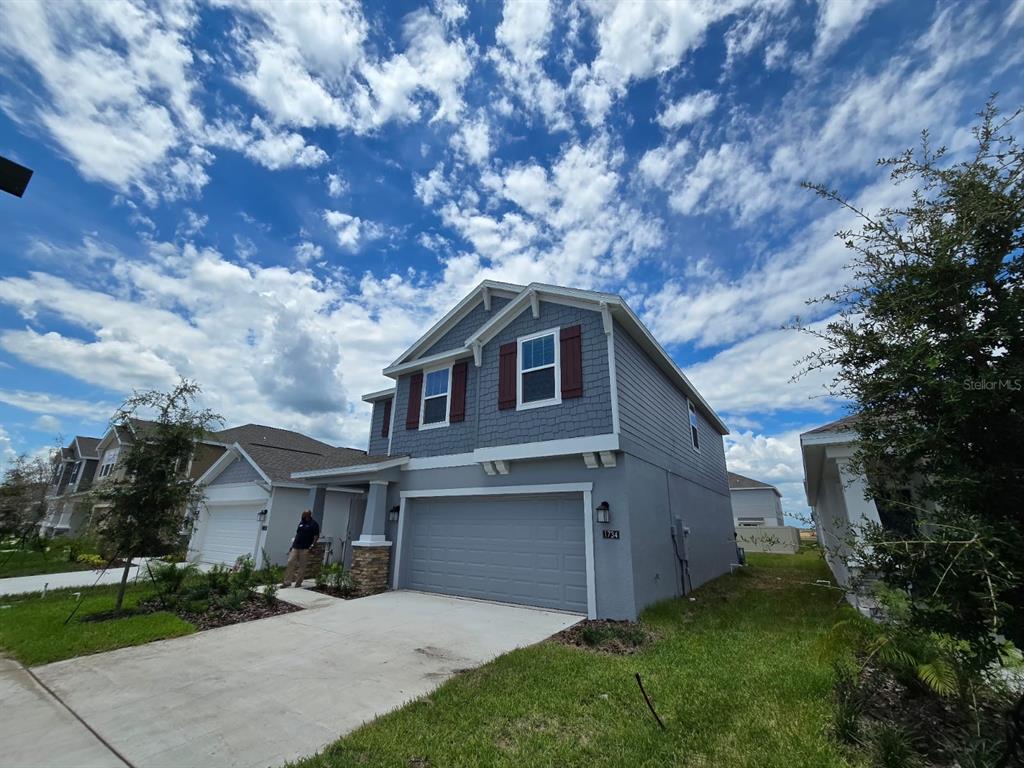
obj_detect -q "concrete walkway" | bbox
[26,591,580,768]
[0,658,125,768]
[0,562,146,597]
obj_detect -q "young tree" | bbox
[0,454,52,540]
[91,380,222,612]
[799,101,1024,664]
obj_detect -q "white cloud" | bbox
[812,0,891,63]
[294,241,324,265]
[322,210,385,251]
[451,114,492,166]
[178,209,209,237]
[33,415,62,434]
[326,173,348,198]
[724,428,810,521]
[0,389,116,421]
[657,91,719,129]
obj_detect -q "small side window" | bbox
[688,400,700,451]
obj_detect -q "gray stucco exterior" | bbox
[342,285,734,620]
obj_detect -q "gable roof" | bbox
[73,436,101,459]
[376,281,728,435]
[727,471,781,496]
[802,414,860,436]
[203,423,374,484]
[388,280,525,369]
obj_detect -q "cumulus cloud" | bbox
[657,91,719,128]
[725,428,810,521]
[322,210,386,251]
[0,389,117,422]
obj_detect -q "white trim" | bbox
[516,326,561,411]
[583,488,596,619]
[606,314,620,436]
[234,444,274,485]
[482,285,491,311]
[368,479,389,486]
[400,482,593,499]
[472,434,618,463]
[352,539,392,547]
[419,364,452,430]
[290,456,410,479]
[800,429,856,447]
[391,496,408,589]
[361,387,396,403]
[529,291,540,318]
[383,347,471,378]
[405,451,478,470]
[195,445,241,486]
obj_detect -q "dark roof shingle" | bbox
[803,414,860,435]
[727,471,778,491]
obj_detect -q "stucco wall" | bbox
[731,487,783,525]
[263,487,314,565]
[665,470,736,592]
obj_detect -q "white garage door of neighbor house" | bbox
[200,503,261,565]
[404,494,587,614]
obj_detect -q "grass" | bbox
[0,548,97,578]
[293,545,856,768]
[0,583,195,666]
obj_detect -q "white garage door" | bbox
[199,503,260,565]
[403,494,588,614]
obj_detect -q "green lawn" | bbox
[0,583,195,666]
[0,548,97,578]
[294,546,856,768]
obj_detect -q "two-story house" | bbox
[288,281,736,620]
[38,436,101,537]
[728,471,785,527]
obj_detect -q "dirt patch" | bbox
[552,619,655,655]
[99,595,302,630]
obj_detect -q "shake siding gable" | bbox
[422,296,511,357]
[613,320,728,493]
[390,359,478,457]
[367,400,391,455]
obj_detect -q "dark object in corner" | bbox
[635,673,666,730]
[0,156,33,198]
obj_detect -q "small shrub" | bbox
[231,555,257,591]
[316,563,355,596]
[218,588,248,611]
[867,723,920,768]
[262,580,279,605]
[75,553,105,567]
[832,664,865,745]
[205,564,232,595]
[184,598,209,614]
[146,561,197,607]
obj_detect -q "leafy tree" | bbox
[0,454,52,540]
[799,100,1024,667]
[91,380,221,612]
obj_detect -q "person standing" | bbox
[281,510,320,587]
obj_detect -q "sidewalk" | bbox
[0,657,126,768]
[0,561,146,597]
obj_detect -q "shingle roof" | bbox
[727,471,779,492]
[207,424,387,483]
[74,436,101,457]
[803,414,860,435]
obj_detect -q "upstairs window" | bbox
[688,400,700,451]
[518,328,560,409]
[420,367,451,427]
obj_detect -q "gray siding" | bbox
[210,456,261,485]
[390,356,478,457]
[730,488,783,525]
[614,320,728,494]
[423,296,510,357]
[367,399,392,456]
[477,301,613,448]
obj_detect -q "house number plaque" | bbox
[602,530,620,540]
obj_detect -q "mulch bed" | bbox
[83,595,300,629]
[309,585,356,599]
[552,619,655,655]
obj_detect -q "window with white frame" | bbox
[518,328,560,408]
[99,447,119,478]
[421,366,451,427]
[688,400,700,450]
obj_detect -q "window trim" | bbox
[419,364,453,430]
[687,399,701,451]
[516,327,562,411]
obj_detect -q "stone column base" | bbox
[303,541,326,582]
[350,543,392,596]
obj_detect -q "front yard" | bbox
[295,547,856,768]
[0,547,98,578]
[0,583,195,665]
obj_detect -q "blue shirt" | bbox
[293,518,320,550]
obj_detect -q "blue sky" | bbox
[0,0,1021,522]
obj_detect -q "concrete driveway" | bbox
[25,591,580,768]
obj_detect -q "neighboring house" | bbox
[38,436,101,537]
[187,424,374,569]
[290,281,736,620]
[801,415,883,608]
[727,471,784,527]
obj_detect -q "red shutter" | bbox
[380,398,392,438]
[405,373,422,430]
[450,362,468,422]
[498,342,517,410]
[560,325,583,399]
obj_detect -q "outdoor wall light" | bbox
[388,505,400,522]
[596,501,611,524]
